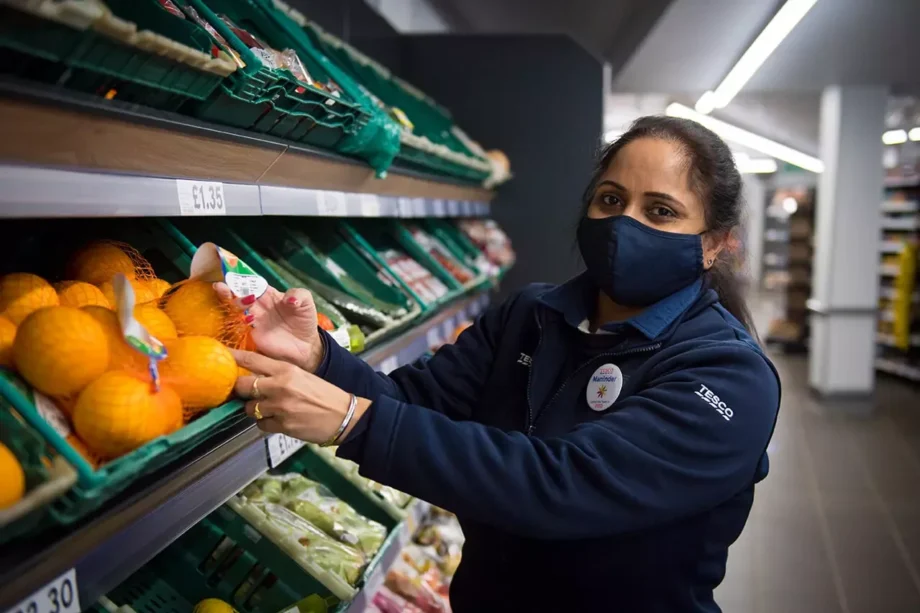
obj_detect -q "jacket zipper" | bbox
[525,313,544,434]
[526,341,662,435]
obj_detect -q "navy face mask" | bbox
[577,215,704,307]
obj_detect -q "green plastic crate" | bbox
[159,218,365,352]
[338,221,452,311]
[185,0,369,150]
[0,397,77,544]
[0,2,230,111]
[299,19,491,183]
[0,369,245,528]
[422,219,493,278]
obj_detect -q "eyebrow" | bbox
[597,180,687,210]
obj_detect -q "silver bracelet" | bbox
[322,393,357,447]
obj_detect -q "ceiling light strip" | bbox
[666,103,824,173]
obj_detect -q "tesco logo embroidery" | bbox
[696,384,733,421]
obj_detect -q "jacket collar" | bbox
[536,273,704,340]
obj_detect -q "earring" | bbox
[707,258,714,266]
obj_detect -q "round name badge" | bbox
[586,363,623,412]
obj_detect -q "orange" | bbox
[144,278,172,300]
[55,281,111,309]
[13,306,109,397]
[81,306,149,374]
[0,314,15,367]
[69,241,137,286]
[162,280,227,339]
[98,278,157,308]
[134,304,177,341]
[0,273,59,325]
[66,434,102,469]
[0,442,25,509]
[73,371,183,460]
[160,336,237,413]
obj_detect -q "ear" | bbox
[702,231,729,270]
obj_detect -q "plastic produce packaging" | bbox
[383,545,452,613]
[313,445,413,510]
[379,249,449,307]
[227,496,365,599]
[457,220,516,269]
[405,225,475,285]
[240,473,387,557]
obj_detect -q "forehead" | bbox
[602,138,694,195]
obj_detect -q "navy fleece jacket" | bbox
[318,276,780,612]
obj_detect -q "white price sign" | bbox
[177,180,226,216]
[397,197,413,217]
[378,355,399,374]
[426,326,443,349]
[316,191,348,216]
[359,193,381,217]
[265,433,305,468]
[432,199,446,216]
[412,198,426,217]
[8,568,80,613]
[447,200,460,216]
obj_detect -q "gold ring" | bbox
[252,376,262,400]
[253,402,263,420]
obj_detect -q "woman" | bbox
[228,116,780,612]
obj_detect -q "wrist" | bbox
[344,397,372,439]
[299,332,326,374]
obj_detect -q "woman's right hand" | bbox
[214,283,325,373]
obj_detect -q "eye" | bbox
[599,193,623,208]
[650,205,676,218]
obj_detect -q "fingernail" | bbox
[242,295,256,305]
[286,297,299,306]
[244,314,255,324]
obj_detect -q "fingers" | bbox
[231,349,291,377]
[279,287,315,312]
[212,282,234,303]
[256,417,286,434]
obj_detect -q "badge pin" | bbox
[586,363,623,412]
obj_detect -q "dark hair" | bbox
[581,115,759,341]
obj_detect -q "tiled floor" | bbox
[715,349,920,613]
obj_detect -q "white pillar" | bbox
[809,85,887,396]
[742,175,766,287]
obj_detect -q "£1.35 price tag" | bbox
[316,191,348,217]
[359,193,381,217]
[177,180,226,216]
[265,433,305,468]
[9,568,80,613]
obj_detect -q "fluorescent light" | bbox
[907,127,920,142]
[741,158,778,174]
[603,130,622,143]
[695,91,716,115]
[666,102,824,173]
[883,130,908,145]
[782,197,798,214]
[699,0,819,111]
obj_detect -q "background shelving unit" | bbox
[0,79,501,611]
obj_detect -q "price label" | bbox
[426,326,442,350]
[378,355,399,374]
[460,201,472,217]
[316,191,348,217]
[177,180,226,216]
[360,193,381,217]
[397,197,413,217]
[447,200,460,216]
[265,433,305,468]
[9,568,80,613]
[432,199,446,216]
[412,198,426,217]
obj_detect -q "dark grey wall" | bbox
[401,35,604,296]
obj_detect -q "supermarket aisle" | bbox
[716,348,920,612]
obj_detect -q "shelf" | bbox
[0,290,491,611]
[884,176,920,189]
[879,287,920,302]
[0,165,490,219]
[877,332,920,348]
[0,90,494,218]
[880,263,902,277]
[880,240,906,254]
[881,200,920,214]
[881,217,920,231]
[876,357,920,382]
